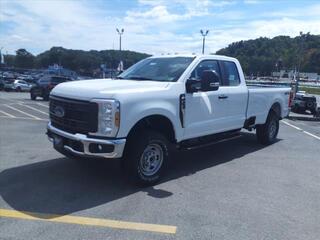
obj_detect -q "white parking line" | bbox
[282,120,320,141]
[4,105,42,120]
[302,131,320,140]
[281,120,302,130]
[36,103,49,108]
[0,110,16,118]
[19,103,49,116]
[0,116,47,121]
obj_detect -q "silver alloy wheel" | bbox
[269,118,277,139]
[139,143,163,176]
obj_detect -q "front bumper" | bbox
[47,122,126,158]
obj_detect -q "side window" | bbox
[222,61,240,86]
[190,60,221,81]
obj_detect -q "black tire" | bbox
[256,110,279,145]
[16,87,21,92]
[30,91,36,100]
[306,100,314,110]
[43,94,49,101]
[123,130,170,186]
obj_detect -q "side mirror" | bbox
[201,70,220,91]
[186,79,201,93]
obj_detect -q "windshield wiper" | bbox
[127,76,154,81]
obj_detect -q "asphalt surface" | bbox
[0,92,319,240]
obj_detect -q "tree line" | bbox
[216,33,320,76]
[3,47,150,76]
[3,33,320,76]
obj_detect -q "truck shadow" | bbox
[0,132,279,218]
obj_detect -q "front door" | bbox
[183,60,247,140]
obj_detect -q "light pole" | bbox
[200,29,209,54]
[116,28,124,73]
[116,28,124,51]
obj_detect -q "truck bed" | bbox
[247,86,291,124]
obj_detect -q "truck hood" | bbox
[51,79,170,101]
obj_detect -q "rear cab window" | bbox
[221,61,240,86]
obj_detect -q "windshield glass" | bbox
[118,57,194,82]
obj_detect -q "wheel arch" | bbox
[270,101,281,119]
[126,114,177,143]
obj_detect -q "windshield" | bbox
[118,57,194,82]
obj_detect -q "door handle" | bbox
[218,95,228,99]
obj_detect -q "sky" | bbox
[1,0,320,55]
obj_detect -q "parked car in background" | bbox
[30,75,72,100]
[3,79,32,92]
[0,78,4,90]
[3,79,15,91]
[291,91,317,115]
[13,80,32,92]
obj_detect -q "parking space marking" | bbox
[0,116,47,121]
[282,120,320,140]
[19,103,49,116]
[0,110,16,118]
[36,102,49,108]
[4,104,42,120]
[0,209,177,234]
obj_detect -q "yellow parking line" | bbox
[0,209,177,234]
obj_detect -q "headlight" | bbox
[91,99,120,137]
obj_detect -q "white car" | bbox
[7,80,32,92]
[47,55,292,185]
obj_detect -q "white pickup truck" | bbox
[47,55,292,185]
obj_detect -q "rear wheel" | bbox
[30,90,36,100]
[16,87,21,92]
[43,94,49,101]
[123,130,170,186]
[256,110,279,145]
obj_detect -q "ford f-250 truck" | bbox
[47,55,292,185]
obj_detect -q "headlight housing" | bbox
[90,99,120,137]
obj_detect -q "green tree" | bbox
[14,49,35,68]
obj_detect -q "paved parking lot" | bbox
[1,92,319,240]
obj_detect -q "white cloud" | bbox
[244,0,260,4]
[0,0,319,57]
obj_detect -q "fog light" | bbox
[89,143,114,153]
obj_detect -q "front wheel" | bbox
[256,111,279,145]
[123,130,170,186]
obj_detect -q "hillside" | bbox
[216,34,320,76]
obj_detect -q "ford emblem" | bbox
[53,106,65,118]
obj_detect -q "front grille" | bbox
[49,96,98,134]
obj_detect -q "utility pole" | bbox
[200,30,209,54]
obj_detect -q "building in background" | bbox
[272,70,319,81]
